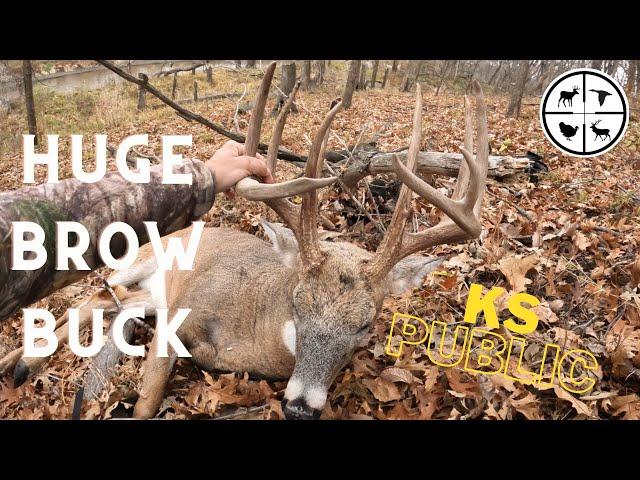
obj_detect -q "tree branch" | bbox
[95,60,539,181]
[95,60,305,162]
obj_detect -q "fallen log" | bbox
[338,150,537,187]
[160,92,243,106]
[156,62,205,77]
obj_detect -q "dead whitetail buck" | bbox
[2,62,489,419]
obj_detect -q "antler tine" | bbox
[366,81,489,283]
[244,62,276,156]
[396,80,488,260]
[236,69,337,202]
[364,84,424,281]
[472,80,489,217]
[267,80,300,173]
[451,95,473,201]
[299,100,343,268]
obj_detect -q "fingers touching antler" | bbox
[232,62,342,268]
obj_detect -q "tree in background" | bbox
[370,60,379,89]
[22,60,37,144]
[301,61,312,90]
[342,60,361,109]
[506,60,530,118]
[271,62,297,117]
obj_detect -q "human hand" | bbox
[205,140,274,193]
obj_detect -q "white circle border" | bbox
[539,67,629,158]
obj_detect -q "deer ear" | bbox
[261,221,299,267]
[388,255,444,295]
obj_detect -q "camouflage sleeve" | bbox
[0,158,216,323]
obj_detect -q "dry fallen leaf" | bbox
[553,385,592,416]
[498,254,539,292]
[363,377,403,403]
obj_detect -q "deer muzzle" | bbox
[282,376,327,420]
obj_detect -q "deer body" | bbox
[124,226,298,379]
[113,223,431,419]
[558,86,580,107]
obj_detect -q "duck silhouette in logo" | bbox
[589,89,612,106]
[559,122,579,140]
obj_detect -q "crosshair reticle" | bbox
[540,68,629,158]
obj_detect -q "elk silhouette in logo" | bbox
[558,85,580,107]
[559,122,579,140]
[590,120,611,141]
[589,89,612,106]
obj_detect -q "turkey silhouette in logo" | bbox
[540,68,629,157]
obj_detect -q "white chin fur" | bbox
[284,377,303,400]
[304,385,328,410]
[282,321,296,355]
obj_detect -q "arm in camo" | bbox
[0,158,216,323]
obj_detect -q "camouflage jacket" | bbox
[0,159,216,323]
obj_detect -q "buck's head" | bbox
[263,221,443,419]
[234,63,488,419]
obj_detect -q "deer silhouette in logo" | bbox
[590,120,611,141]
[558,85,580,107]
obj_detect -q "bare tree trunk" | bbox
[171,73,177,99]
[413,60,424,85]
[235,60,242,69]
[206,66,213,84]
[636,62,640,100]
[342,60,361,109]
[451,60,460,83]
[626,60,638,96]
[271,62,297,117]
[435,60,451,96]
[466,60,480,93]
[506,60,530,118]
[591,60,603,70]
[358,63,368,90]
[245,60,256,68]
[22,60,38,144]
[391,60,398,72]
[193,81,198,101]
[533,61,552,95]
[137,73,148,110]
[488,60,503,85]
[381,66,390,89]
[301,60,312,90]
[316,60,325,85]
[401,61,415,92]
[606,60,620,76]
[370,60,379,88]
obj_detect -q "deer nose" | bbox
[281,398,321,420]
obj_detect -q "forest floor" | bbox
[1,64,639,419]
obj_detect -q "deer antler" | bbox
[235,63,338,203]
[364,81,488,282]
[233,62,343,268]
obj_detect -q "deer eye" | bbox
[356,323,372,334]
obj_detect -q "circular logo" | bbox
[540,68,629,157]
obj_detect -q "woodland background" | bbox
[0,59,639,420]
